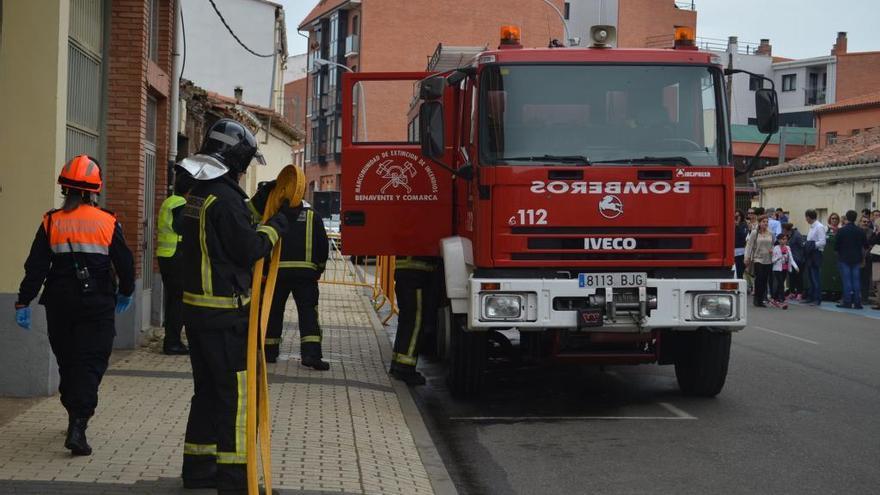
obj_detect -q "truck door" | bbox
[340,72,453,256]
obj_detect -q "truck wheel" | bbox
[447,315,487,397]
[674,329,731,397]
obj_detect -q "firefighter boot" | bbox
[301,343,329,370]
[65,417,92,456]
[389,363,426,386]
[163,340,189,355]
[265,344,280,363]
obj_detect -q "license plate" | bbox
[578,272,647,289]
[578,309,603,328]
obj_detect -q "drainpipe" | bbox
[167,0,183,194]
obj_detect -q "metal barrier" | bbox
[319,233,399,324]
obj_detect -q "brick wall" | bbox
[835,52,880,101]
[106,0,174,279]
[617,0,696,48]
[817,106,880,149]
[283,77,307,133]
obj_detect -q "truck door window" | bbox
[479,64,726,166]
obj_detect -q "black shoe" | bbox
[836,303,853,309]
[853,304,864,310]
[217,487,279,495]
[163,342,189,355]
[753,302,767,308]
[183,477,217,489]
[301,355,330,371]
[389,367,426,385]
[265,345,279,364]
[65,418,92,456]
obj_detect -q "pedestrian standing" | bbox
[869,219,880,309]
[176,119,288,494]
[390,256,441,385]
[770,233,798,309]
[827,212,841,235]
[734,209,748,279]
[803,209,827,306]
[14,155,135,456]
[250,167,330,370]
[782,223,806,301]
[745,215,774,307]
[834,210,868,309]
[156,169,194,355]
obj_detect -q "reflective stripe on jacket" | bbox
[43,205,115,255]
[156,195,186,258]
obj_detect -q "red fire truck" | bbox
[340,25,778,397]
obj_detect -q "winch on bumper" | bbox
[467,277,746,330]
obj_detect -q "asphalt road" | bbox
[403,304,880,495]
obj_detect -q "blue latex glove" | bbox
[115,295,133,314]
[15,306,31,330]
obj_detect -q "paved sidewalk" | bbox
[0,282,443,494]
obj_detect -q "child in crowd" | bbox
[771,233,798,309]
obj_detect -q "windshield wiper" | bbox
[500,154,592,165]
[597,156,692,166]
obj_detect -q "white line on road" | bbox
[751,325,820,345]
[451,402,697,422]
[658,402,697,419]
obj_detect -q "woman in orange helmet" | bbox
[14,155,135,456]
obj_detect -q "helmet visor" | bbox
[253,150,267,166]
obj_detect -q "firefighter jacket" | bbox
[250,185,329,280]
[177,175,280,322]
[17,205,135,313]
[156,194,186,258]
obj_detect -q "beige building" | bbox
[752,127,880,232]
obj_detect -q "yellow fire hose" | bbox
[246,165,305,494]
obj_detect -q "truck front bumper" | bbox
[468,277,747,331]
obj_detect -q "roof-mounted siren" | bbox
[590,25,616,48]
[499,25,523,49]
[673,26,697,50]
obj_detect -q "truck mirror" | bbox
[419,102,444,159]
[755,88,779,135]
[420,76,446,100]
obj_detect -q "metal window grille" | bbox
[66,0,104,161]
[143,96,158,289]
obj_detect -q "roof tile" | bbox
[815,91,880,114]
[753,126,880,177]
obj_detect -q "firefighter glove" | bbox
[265,209,290,236]
[15,305,31,330]
[115,294,133,314]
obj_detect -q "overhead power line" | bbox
[208,0,276,58]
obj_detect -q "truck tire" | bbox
[447,315,487,397]
[674,329,731,397]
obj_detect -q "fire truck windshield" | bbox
[479,64,727,166]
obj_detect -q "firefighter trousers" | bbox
[45,302,115,419]
[182,321,248,491]
[265,276,322,359]
[391,271,438,369]
[158,256,184,346]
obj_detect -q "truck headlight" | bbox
[482,294,524,320]
[694,294,735,320]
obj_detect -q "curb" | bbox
[359,294,459,495]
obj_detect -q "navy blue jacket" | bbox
[834,223,868,265]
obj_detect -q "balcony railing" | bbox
[345,35,359,57]
[805,87,826,106]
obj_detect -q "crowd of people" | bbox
[735,206,880,310]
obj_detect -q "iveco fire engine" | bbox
[340,25,778,397]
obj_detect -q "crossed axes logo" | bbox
[376,159,418,194]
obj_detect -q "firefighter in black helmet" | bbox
[176,118,288,494]
[389,256,441,385]
[250,169,330,370]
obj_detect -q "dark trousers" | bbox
[735,255,745,279]
[182,322,248,491]
[808,251,824,302]
[392,270,437,369]
[753,263,772,305]
[838,262,862,306]
[45,304,115,419]
[265,276,322,359]
[772,271,788,302]
[788,265,804,295]
[159,256,184,346]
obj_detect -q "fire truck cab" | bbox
[340,26,778,397]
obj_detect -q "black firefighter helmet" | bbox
[199,118,266,174]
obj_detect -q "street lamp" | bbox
[313,58,368,141]
[540,0,577,46]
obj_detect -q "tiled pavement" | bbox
[0,282,439,495]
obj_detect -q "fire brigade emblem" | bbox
[376,159,417,193]
[598,194,623,219]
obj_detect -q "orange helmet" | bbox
[59,155,103,193]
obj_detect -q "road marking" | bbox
[450,403,697,422]
[752,325,820,345]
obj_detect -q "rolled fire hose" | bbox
[247,165,306,494]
